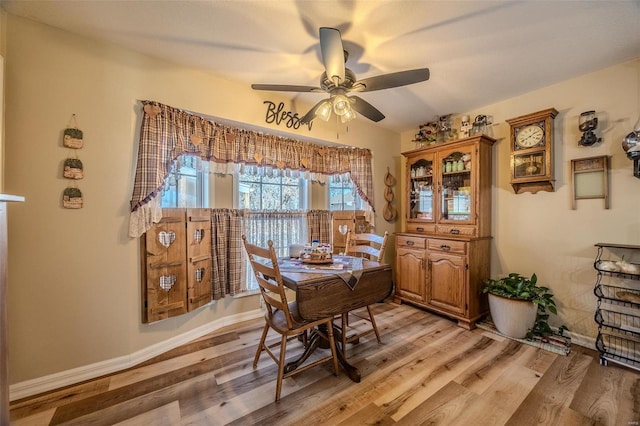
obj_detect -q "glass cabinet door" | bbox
[408,156,435,221]
[439,147,473,222]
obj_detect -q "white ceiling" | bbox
[2,0,639,133]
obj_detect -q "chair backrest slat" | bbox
[345,231,389,263]
[242,235,294,329]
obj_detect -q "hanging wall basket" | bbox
[63,158,84,179]
[63,128,84,149]
[63,187,83,209]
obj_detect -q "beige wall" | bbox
[2,15,400,385]
[401,59,640,344]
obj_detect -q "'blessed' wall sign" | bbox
[263,101,312,131]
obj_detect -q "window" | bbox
[237,171,308,293]
[329,175,363,211]
[161,155,209,208]
[237,172,307,210]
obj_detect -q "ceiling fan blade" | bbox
[353,68,430,92]
[319,27,345,84]
[251,84,322,93]
[299,99,327,124]
[350,96,385,122]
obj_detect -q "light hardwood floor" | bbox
[10,303,640,425]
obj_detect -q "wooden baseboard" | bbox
[9,308,263,401]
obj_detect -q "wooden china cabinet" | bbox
[395,134,495,329]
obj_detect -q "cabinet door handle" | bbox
[416,227,424,232]
[450,229,460,235]
[440,244,451,251]
[406,240,415,246]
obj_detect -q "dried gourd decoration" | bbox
[63,128,84,149]
[63,187,83,209]
[63,158,84,179]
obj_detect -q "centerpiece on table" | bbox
[300,241,333,264]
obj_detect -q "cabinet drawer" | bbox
[406,222,436,234]
[397,235,427,249]
[428,238,467,254]
[436,224,476,237]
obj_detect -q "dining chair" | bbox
[341,231,389,354]
[242,235,339,402]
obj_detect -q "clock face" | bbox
[515,124,544,149]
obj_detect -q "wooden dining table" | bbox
[279,256,393,382]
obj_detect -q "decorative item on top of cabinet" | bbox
[470,114,493,136]
[506,108,558,194]
[141,208,212,323]
[593,243,640,370]
[413,122,438,147]
[460,115,472,138]
[397,134,495,329]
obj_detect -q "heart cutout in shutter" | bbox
[194,229,204,243]
[195,268,205,282]
[159,275,176,292]
[158,231,176,247]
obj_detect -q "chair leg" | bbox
[367,305,382,344]
[326,321,340,376]
[253,322,269,368]
[341,312,349,356]
[275,334,288,402]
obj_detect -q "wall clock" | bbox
[506,108,558,194]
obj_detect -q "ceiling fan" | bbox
[251,27,430,124]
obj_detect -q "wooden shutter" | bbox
[186,208,212,311]
[141,209,187,323]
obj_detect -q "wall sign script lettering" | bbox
[263,101,312,131]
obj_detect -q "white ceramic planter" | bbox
[488,293,537,339]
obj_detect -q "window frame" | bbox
[160,155,209,208]
[234,171,309,211]
[328,175,363,211]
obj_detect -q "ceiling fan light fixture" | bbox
[332,94,351,116]
[341,108,357,123]
[316,100,332,121]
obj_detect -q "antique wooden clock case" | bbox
[506,108,558,194]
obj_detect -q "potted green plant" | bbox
[482,273,566,339]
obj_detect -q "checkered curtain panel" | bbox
[129,101,375,237]
[306,210,331,244]
[210,208,245,299]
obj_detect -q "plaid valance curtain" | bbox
[129,100,374,237]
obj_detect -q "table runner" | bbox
[278,255,364,290]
